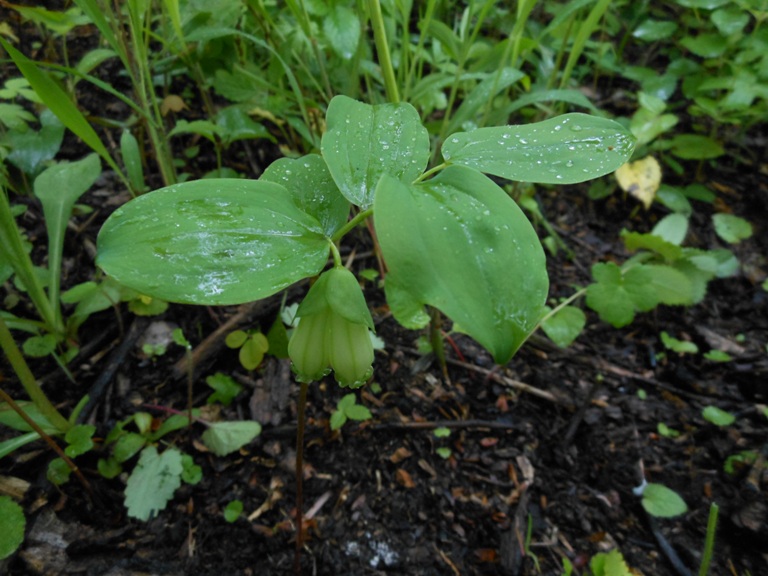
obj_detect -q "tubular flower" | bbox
[288,266,374,388]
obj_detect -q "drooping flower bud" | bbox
[288,267,374,388]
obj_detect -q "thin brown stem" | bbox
[293,380,309,575]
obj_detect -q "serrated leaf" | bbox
[644,264,694,305]
[206,373,243,406]
[374,166,548,364]
[702,405,736,426]
[442,113,635,184]
[615,156,662,209]
[712,213,752,244]
[587,262,661,327]
[641,483,688,518]
[321,95,430,208]
[124,446,183,521]
[261,154,350,237]
[201,421,261,456]
[97,179,330,305]
[541,306,586,348]
[0,495,26,560]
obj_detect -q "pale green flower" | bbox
[288,267,374,388]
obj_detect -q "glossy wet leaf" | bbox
[97,179,330,305]
[641,483,688,518]
[321,95,430,208]
[374,166,548,364]
[442,113,635,184]
[261,154,350,237]
[124,446,183,521]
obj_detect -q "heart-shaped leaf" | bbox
[374,165,548,364]
[442,113,635,184]
[97,179,330,305]
[321,95,430,208]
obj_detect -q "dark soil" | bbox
[2,10,768,576]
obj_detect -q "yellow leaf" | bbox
[160,95,187,116]
[614,156,661,209]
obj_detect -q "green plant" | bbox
[0,495,25,561]
[330,393,372,431]
[225,329,270,371]
[433,426,452,459]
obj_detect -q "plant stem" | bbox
[0,387,90,494]
[293,380,309,575]
[0,315,70,433]
[429,308,448,381]
[331,208,373,243]
[698,502,719,576]
[367,0,400,103]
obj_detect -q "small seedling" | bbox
[433,426,452,459]
[661,331,699,355]
[634,481,688,518]
[330,393,372,431]
[225,329,269,371]
[224,499,244,523]
[206,372,243,406]
[657,422,680,438]
[702,406,736,427]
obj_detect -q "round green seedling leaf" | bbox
[541,306,586,348]
[321,95,430,208]
[0,495,25,560]
[702,405,736,426]
[442,113,635,184]
[375,165,548,364]
[97,179,330,305]
[712,213,753,244]
[641,483,688,518]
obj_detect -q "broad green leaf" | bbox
[502,89,600,116]
[323,4,360,60]
[0,496,25,560]
[321,95,430,208]
[240,333,268,370]
[112,432,146,463]
[590,549,632,576]
[0,38,120,175]
[201,421,261,456]
[261,154,350,237]
[541,306,586,348]
[702,405,736,426]
[680,33,728,58]
[206,372,243,406]
[644,264,694,305]
[641,483,688,518]
[97,179,330,305]
[704,350,732,362]
[216,107,271,146]
[633,19,678,41]
[47,457,73,485]
[711,7,750,36]
[442,113,635,184]
[651,213,689,246]
[22,334,58,357]
[374,166,548,364]
[669,134,724,159]
[124,446,183,521]
[225,330,248,348]
[330,410,347,431]
[712,213,752,244]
